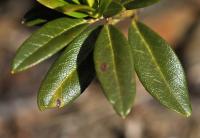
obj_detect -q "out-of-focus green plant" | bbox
[12,0,192,118]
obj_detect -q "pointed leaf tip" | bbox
[38,26,100,110]
[128,20,192,116]
[12,18,87,73]
[94,25,136,118]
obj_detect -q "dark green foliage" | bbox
[38,26,99,110]
[129,21,191,116]
[12,18,87,73]
[12,0,192,118]
[103,1,123,17]
[124,0,160,10]
[22,3,65,27]
[94,25,135,118]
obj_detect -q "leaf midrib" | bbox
[106,26,125,112]
[132,22,185,113]
[19,24,87,71]
[15,20,85,70]
[45,42,93,107]
[48,66,77,107]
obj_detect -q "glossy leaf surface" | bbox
[12,18,87,73]
[72,0,80,4]
[85,0,95,7]
[22,3,65,27]
[37,0,91,18]
[103,1,123,17]
[38,26,99,110]
[98,0,112,16]
[94,25,136,118]
[124,0,160,10]
[128,21,192,117]
[37,0,67,8]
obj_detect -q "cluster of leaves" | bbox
[12,0,192,118]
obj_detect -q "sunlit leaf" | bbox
[12,18,87,73]
[37,0,93,18]
[38,26,100,110]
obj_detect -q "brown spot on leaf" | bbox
[100,63,108,72]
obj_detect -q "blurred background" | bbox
[0,0,200,138]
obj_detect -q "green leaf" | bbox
[23,18,47,27]
[37,0,67,8]
[124,0,160,10]
[12,18,87,73]
[103,1,123,17]
[71,0,81,4]
[56,5,94,18]
[98,0,112,16]
[38,26,100,110]
[37,0,92,18]
[64,11,88,18]
[94,25,136,118]
[22,3,65,27]
[128,21,192,117]
[57,4,94,13]
[121,0,132,4]
[83,0,95,7]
